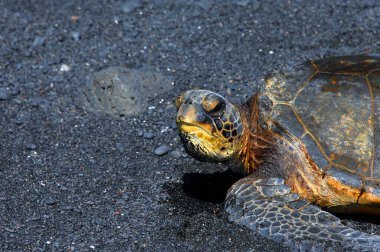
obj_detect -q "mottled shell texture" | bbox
[260,55,380,191]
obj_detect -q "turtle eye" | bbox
[175,94,184,109]
[202,93,225,117]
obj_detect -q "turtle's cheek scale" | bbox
[210,104,243,143]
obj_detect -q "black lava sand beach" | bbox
[1,1,380,251]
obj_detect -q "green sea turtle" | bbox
[175,55,380,251]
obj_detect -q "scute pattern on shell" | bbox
[262,55,380,182]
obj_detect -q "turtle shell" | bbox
[259,55,380,204]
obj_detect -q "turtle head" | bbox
[175,90,244,162]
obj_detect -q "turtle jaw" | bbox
[178,121,224,143]
[178,124,233,162]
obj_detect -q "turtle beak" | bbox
[176,104,207,128]
[176,105,198,125]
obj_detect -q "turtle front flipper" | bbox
[226,176,380,251]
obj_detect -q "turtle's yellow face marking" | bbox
[175,90,243,162]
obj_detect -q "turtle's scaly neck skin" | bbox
[235,93,275,174]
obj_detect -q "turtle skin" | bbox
[226,176,380,251]
[225,55,380,251]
